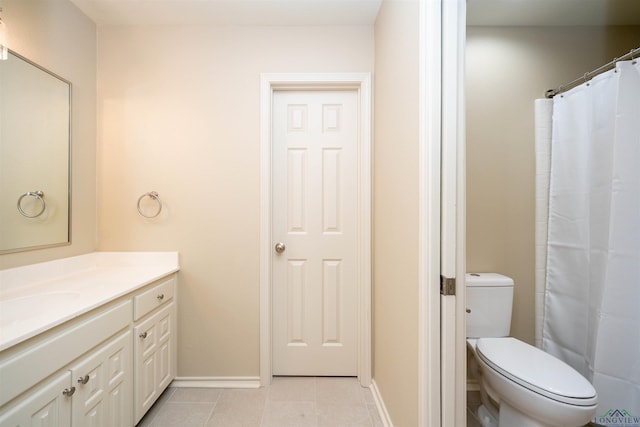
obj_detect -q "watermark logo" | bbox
[594,409,640,426]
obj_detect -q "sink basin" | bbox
[0,291,81,323]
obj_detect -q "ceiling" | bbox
[68,0,640,27]
[68,0,383,26]
[467,0,640,26]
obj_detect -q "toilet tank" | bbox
[466,273,514,338]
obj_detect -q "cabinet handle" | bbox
[77,375,90,384]
[139,332,148,339]
[62,387,76,397]
[156,293,165,301]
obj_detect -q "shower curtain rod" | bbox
[545,46,640,98]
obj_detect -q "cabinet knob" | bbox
[62,387,76,397]
[77,375,90,384]
[157,293,165,301]
[139,332,148,339]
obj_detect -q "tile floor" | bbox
[137,377,383,427]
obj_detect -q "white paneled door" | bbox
[272,90,358,376]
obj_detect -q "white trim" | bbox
[454,2,468,423]
[441,0,468,425]
[259,73,372,387]
[419,0,443,425]
[466,380,480,392]
[171,377,261,389]
[370,379,394,427]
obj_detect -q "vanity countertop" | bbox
[0,252,179,351]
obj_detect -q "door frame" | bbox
[439,0,467,425]
[419,0,443,424]
[418,0,466,424]
[259,73,372,387]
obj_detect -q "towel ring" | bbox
[137,191,162,218]
[17,191,46,218]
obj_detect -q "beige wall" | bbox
[0,0,96,270]
[97,25,374,376]
[466,26,640,344]
[373,1,419,425]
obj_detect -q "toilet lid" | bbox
[476,338,597,406]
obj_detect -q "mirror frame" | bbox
[0,49,72,254]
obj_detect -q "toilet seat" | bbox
[476,338,597,407]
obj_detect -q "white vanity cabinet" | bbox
[0,300,132,427]
[0,371,72,426]
[133,276,176,425]
[0,261,179,427]
[70,330,132,426]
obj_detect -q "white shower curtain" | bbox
[542,59,640,420]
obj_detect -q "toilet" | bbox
[466,273,598,427]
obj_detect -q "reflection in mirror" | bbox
[0,50,71,253]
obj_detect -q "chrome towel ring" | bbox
[137,191,162,218]
[17,191,46,218]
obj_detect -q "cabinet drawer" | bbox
[134,276,175,321]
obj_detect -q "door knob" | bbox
[275,242,286,254]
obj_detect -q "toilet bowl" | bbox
[466,273,597,427]
[471,337,597,427]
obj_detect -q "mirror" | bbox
[0,50,71,253]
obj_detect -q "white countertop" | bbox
[0,252,179,351]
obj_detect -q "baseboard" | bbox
[171,376,261,389]
[370,379,394,427]
[467,379,480,392]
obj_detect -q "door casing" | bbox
[259,73,372,386]
[418,0,466,424]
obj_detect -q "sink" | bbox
[0,291,81,324]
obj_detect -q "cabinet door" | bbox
[134,302,175,424]
[0,371,72,427]
[71,330,132,427]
